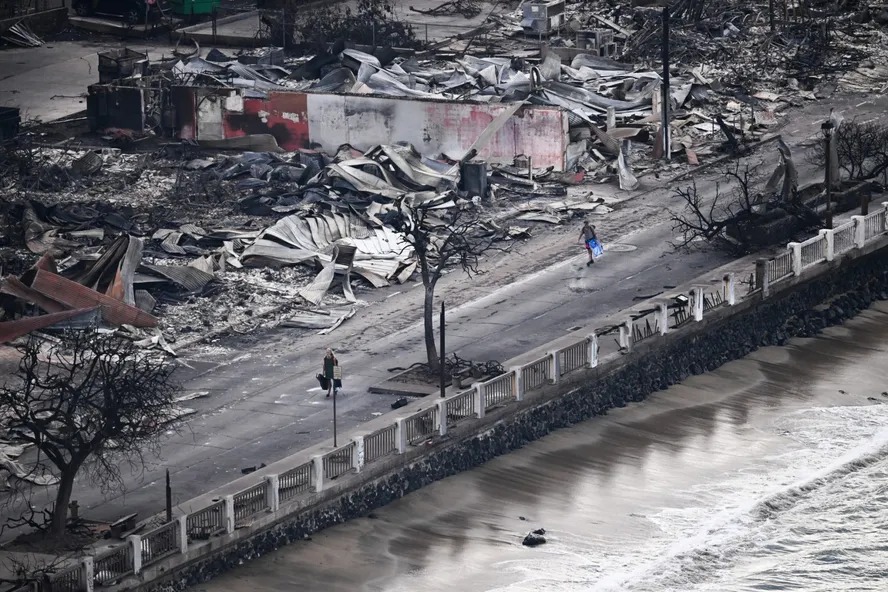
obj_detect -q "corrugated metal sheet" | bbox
[0,276,69,313]
[29,270,158,328]
[139,264,214,294]
[0,308,98,344]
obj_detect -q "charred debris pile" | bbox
[2,0,887,353]
[0,138,611,354]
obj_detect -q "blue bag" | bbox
[587,238,604,257]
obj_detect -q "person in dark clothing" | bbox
[323,348,339,398]
[579,221,599,266]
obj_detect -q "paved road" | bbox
[6,94,888,537]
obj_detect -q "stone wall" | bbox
[146,247,888,592]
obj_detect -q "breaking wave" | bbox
[587,412,888,592]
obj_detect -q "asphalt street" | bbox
[4,87,888,536]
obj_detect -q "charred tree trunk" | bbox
[423,285,439,372]
[50,466,78,537]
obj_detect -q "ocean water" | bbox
[195,303,888,592]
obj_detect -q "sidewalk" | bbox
[2,91,886,542]
[0,41,172,122]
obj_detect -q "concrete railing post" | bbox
[81,556,94,592]
[223,495,235,533]
[755,259,770,297]
[852,215,866,248]
[352,436,365,471]
[472,384,485,418]
[656,302,669,334]
[129,534,142,574]
[723,273,736,305]
[548,351,561,383]
[587,333,599,368]
[618,318,632,351]
[395,419,408,453]
[788,242,802,275]
[177,515,188,554]
[312,456,325,492]
[265,474,280,512]
[510,366,524,401]
[696,287,706,320]
[882,202,888,232]
[435,400,447,435]
[820,228,835,261]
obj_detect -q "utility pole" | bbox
[439,302,446,398]
[333,386,338,447]
[165,469,172,523]
[822,119,834,229]
[661,3,671,160]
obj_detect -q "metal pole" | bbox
[165,469,172,523]
[825,131,833,229]
[333,386,338,447]
[440,302,446,398]
[661,4,671,161]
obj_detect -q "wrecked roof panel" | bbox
[139,264,215,294]
[0,308,99,344]
[29,270,158,328]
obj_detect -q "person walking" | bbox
[323,348,339,398]
[579,220,600,266]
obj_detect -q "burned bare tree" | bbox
[807,119,888,182]
[388,196,501,372]
[0,331,180,538]
[671,160,817,255]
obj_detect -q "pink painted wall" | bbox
[180,88,569,170]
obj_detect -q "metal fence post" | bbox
[723,273,736,305]
[820,228,834,261]
[587,334,599,367]
[395,419,408,452]
[548,351,561,383]
[435,400,448,435]
[787,243,802,275]
[81,556,94,592]
[852,215,866,248]
[472,384,485,419]
[510,366,524,401]
[265,474,280,512]
[177,515,188,554]
[312,456,324,492]
[129,534,142,574]
[223,495,235,533]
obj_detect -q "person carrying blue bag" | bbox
[579,220,603,266]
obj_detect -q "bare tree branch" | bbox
[0,330,181,539]
[388,195,509,371]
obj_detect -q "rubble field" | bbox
[2,0,887,356]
